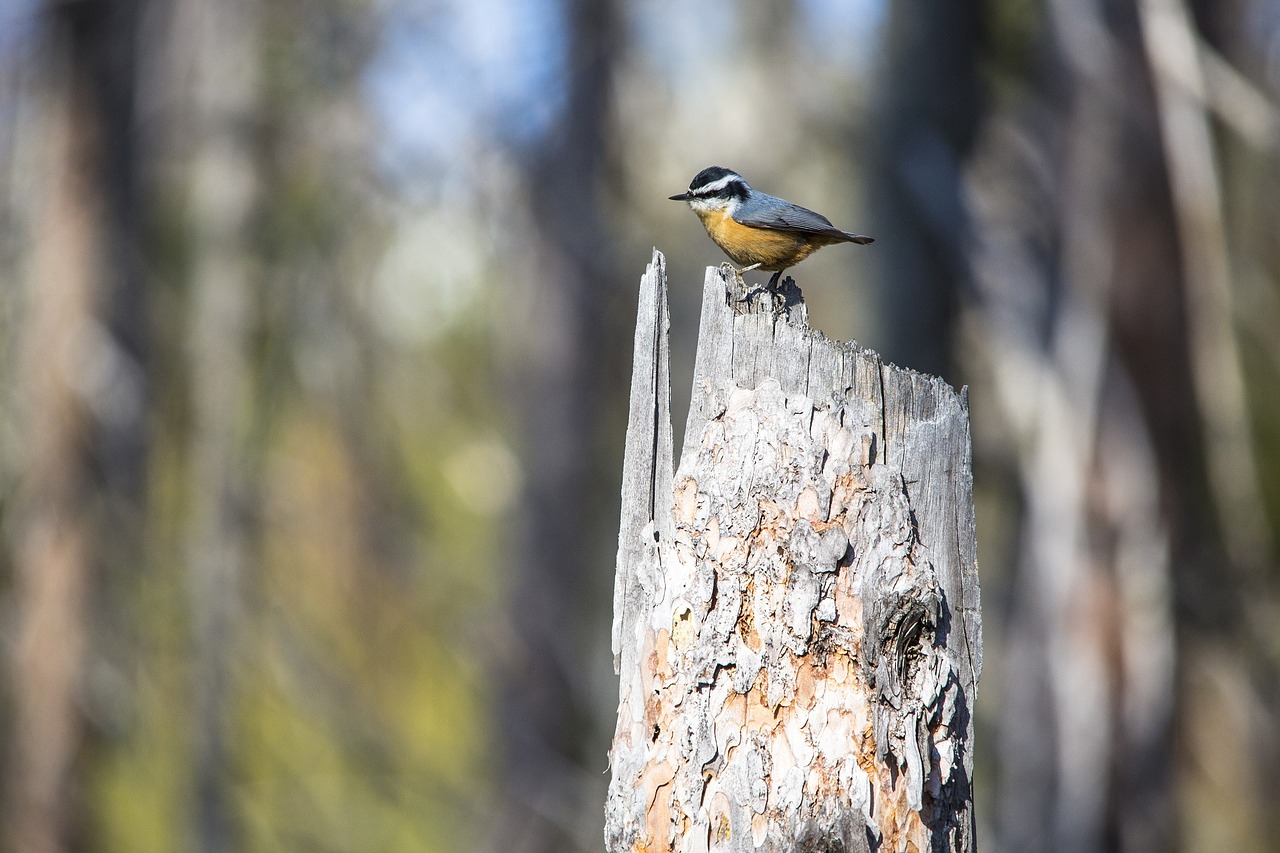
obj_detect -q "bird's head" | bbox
[669,166,750,215]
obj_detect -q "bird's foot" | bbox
[739,285,770,307]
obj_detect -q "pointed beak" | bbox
[668,191,690,201]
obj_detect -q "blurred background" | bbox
[1,0,1279,851]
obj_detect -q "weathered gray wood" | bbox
[608,257,982,853]
[614,249,676,682]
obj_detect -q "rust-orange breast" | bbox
[695,209,831,271]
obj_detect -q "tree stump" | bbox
[608,251,982,852]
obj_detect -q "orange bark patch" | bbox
[794,661,818,710]
[646,781,673,851]
[745,686,778,732]
[796,486,821,521]
[673,476,699,524]
[721,691,747,734]
[639,759,678,852]
[653,629,671,677]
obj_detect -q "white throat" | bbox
[688,195,740,216]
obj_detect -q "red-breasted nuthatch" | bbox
[669,166,874,289]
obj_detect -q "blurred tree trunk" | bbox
[178,0,259,848]
[493,0,621,850]
[867,0,985,380]
[5,53,98,853]
[4,0,147,849]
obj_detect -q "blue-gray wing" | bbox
[732,191,873,243]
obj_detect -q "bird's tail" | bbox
[841,231,874,245]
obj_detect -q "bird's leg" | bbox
[722,262,762,278]
[766,270,783,291]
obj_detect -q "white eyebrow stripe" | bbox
[693,174,741,195]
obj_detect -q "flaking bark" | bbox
[608,252,982,852]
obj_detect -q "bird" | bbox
[669,166,873,290]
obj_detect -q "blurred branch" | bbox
[1198,43,1280,150]
[1137,0,1275,568]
